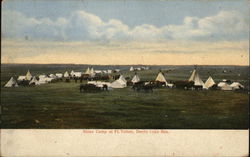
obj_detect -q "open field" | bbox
[1,64,249,129]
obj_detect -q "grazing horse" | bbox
[142,84,153,92]
[174,81,194,90]
[132,82,153,92]
[18,80,29,86]
[80,84,102,93]
[194,85,203,90]
[102,84,108,91]
[81,74,90,80]
[74,76,78,83]
[65,78,70,82]
[80,84,109,93]
[132,81,145,91]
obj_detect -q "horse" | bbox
[18,80,29,86]
[132,82,153,92]
[194,85,203,90]
[174,81,194,90]
[132,81,145,91]
[102,84,108,91]
[142,84,153,92]
[79,84,102,93]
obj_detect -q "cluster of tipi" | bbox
[4,68,244,90]
[3,67,113,88]
[188,69,244,90]
[130,66,149,71]
[4,70,54,87]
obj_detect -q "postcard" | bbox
[1,0,249,156]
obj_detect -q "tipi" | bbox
[131,74,140,83]
[25,70,32,80]
[130,67,134,71]
[4,77,18,87]
[70,70,75,76]
[155,72,167,83]
[64,71,69,77]
[188,69,204,87]
[29,77,39,85]
[110,75,127,88]
[85,67,91,74]
[204,76,216,89]
[49,74,56,78]
[90,67,95,77]
[17,76,26,81]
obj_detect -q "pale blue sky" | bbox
[3,0,248,27]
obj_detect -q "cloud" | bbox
[2,10,248,41]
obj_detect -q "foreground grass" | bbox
[1,81,248,129]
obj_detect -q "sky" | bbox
[1,0,249,65]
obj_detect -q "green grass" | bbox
[1,64,249,129]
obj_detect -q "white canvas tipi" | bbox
[204,76,216,89]
[64,71,69,77]
[85,67,91,74]
[4,77,18,87]
[29,77,38,85]
[131,74,140,83]
[90,67,95,77]
[70,70,75,76]
[25,70,32,80]
[110,75,127,88]
[188,69,205,87]
[155,72,167,83]
[130,67,134,71]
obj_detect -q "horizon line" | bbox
[1,63,249,67]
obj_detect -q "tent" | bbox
[37,77,51,85]
[73,72,82,78]
[29,77,39,85]
[87,81,111,88]
[103,70,107,74]
[119,75,127,83]
[85,67,91,74]
[188,69,205,87]
[218,82,233,91]
[230,82,244,90]
[94,70,102,74]
[17,76,26,81]
[64,71,69,77]
[37,78,47,85]
[110,75,127,88]
[155,72,167,83]
[25,70,32,81]
[70,70,75,76]
[4,77,18,87]
[55,73,63,78]
[90,68,95,77]
[130,67,134,71]
[49,74,56,78]
[204,76,216,89]
[39,75,46,79]
[131,74,140,83]
[45,77,54,82]
[136,68,141,71]
[107,70,112,74]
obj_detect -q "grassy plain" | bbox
[1,64,249,129]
